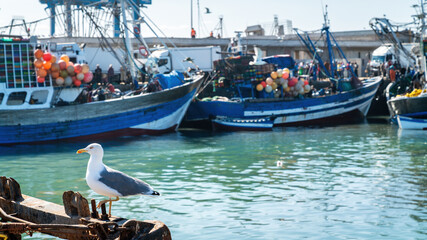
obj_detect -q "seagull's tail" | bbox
[151,191,160,196]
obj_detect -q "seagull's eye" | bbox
[90,147,93,149]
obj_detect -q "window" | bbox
[7,92,27,105]
[30,90,49,104]
[0,93,3,104]
[158,58,168,67]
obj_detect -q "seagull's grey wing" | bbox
[98,166,156,196]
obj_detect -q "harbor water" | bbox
[0,122,426,239]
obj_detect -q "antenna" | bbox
[322,4,329,28]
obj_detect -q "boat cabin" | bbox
[0,36,83,110]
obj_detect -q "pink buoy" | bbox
[58,60,67,70]
[83,72,93,83]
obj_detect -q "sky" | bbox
[0,0,420,38]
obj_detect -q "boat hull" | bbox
[397,115,427,130]
[0,77,203,144]
[185,77,382,128]
[387,95,427,117]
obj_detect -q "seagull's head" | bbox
[76,143,104,157]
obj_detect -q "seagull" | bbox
[76,143,160,217]
[205,7,211,14]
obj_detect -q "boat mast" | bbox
[322,5,336,78]
[121,0,136,80]
[191,0,193,35]
[419,0,426,75]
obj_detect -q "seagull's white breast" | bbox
[86,160,122,197]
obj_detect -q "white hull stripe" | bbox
[130,98,192,130]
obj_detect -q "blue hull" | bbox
[0,77,203,144]
[185,77,382,127]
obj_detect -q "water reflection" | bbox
[0,123,426,239]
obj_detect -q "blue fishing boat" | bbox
[186,77,381,127]
[184,9,382,129]
[0,37,203,144]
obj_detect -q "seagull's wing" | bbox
[98,166,157,196]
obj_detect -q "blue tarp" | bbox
[155,70,185,89]
[262,55,296,69]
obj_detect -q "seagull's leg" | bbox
[108,197,119,217]
[97,199,110,209]
[108,197,112,217]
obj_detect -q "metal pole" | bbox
[190,0,193,33]
[121,0,136,79]
[420,0,426,75]
[50,4,56,36]
[197,0,200,36]
[65,0,72,37]
[220,16,223,38]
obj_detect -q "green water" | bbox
[0,123,426,239]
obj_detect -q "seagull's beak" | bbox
[76,149,88,154]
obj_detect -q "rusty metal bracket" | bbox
[0,177,22,202]
[62,191,90,218]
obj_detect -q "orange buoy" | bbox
[60,54,70,63]
[37,68,47,78]
[51,63,60,72]
[34,59,43,69]
[37,76,45,83]
[74,64,82,73]
[50,55,57,63]
[51,71,60,79]
[34,49,43,59]
[43,61,52,70]
[270,71,278,79]
[73,79,82,87]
